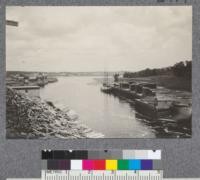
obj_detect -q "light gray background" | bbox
[0,0,199,180]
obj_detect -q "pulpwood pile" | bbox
[6,88,104,139]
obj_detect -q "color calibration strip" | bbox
[42,159,162,170]
[42,150,161,160]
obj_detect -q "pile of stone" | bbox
[6,87,104,139]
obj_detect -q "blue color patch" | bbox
[128,160,141,170]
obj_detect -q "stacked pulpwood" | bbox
[6,88,103,139]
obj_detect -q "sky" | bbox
[6,6,192,72]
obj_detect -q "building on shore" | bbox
[11,86,40,97]
[29,76,38,81]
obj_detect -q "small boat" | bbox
[101,70,112,93]
[101,83,112,93]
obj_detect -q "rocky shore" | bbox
[6,87,104,139]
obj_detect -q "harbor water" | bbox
[40,76,156,138]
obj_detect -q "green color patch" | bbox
[117,160,129,170]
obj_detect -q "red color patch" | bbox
[93,160,105,170]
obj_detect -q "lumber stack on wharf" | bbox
[102,81,157,101]
[6,87,104,139]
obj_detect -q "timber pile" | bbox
[6,87,104,139]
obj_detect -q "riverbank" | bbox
[6,72,58,88]
[100,75,191,137]
[6,87,104,139]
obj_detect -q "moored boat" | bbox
[134,97,159,119]
[101,84,113,93]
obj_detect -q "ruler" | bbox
[41,170,163,180]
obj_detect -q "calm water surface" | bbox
[40,76,155,138]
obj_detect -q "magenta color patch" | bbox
[82,160,93,170]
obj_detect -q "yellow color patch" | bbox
[106,160,117,170]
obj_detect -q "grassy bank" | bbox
[128,75,191,92]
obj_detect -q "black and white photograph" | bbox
[6,6,192,139]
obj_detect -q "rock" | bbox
[66,109,79,120]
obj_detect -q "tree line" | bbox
[121,60,191,79]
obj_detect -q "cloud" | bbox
[6,6,192,72]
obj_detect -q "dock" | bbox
[101,81,191,122]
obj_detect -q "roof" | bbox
[29,77,37,79]
[11,86,40,90]
[120,82,129,84]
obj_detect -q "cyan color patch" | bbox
[128,160,141,170]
